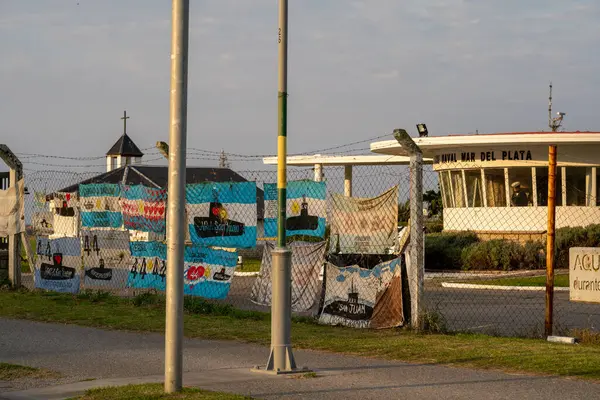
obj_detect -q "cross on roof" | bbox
[121,110,130,134]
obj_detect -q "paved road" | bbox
[20,274,600,337]
[1,318,600,400]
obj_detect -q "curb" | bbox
[441,282,569,291]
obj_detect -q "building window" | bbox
[508,168,533,207]
[111,156,117,170]
[536,166,563,207]
[440,171,454,208]
[566,167,587,206]
[464,169,483,207]
[484,169,506,207]
[450,171,466,208]
[124,157,131,166]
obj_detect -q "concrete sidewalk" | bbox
[1,318,599,400]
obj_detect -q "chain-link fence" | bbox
[14,157,600,338]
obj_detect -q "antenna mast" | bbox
[218,150,230,169]
[548,82,566,132]
[548,83,553,131]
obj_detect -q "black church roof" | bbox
[58,165,265,218]
[106,134,144,157]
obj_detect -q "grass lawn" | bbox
[454,273,569,288]
[0,362,58,381]
[236,258,261,273]
[68,383,253,400]
[1,289,599,381]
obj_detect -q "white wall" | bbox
[444,206,600,232]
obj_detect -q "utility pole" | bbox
[164,0,189,393]
[254,0,304,375]
[545,145,557,337]
[218,150,230,169]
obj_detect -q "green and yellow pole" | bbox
[254,0,305,375]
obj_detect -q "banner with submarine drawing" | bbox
[50,192,79,237]
[34,236,81,294]
[126,241,238,300]
[263,180,327,238]
[79,184,123,228]
[319,258,404,329]
[185,182,257,248]
[81,229,132,288]
[120,185,167,235]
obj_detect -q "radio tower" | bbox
[218,150,230,169]
[548,82,566,132]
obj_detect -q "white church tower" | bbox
[106,110,144,172]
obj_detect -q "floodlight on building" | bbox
[416,123,428,137]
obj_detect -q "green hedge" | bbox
[425,232,479,270]
[461,240,545,271]
[555,224,600,269]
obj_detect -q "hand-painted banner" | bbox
[183,246,238,299]
[250,241,326,312]
[127,241,168,290]
[121,185,167,234]
[0,179,25,237]
[319,258,404,329]
[50,192,79,238]
[31,212,54,236]
[81,229,131,288]
[185,182,257,248]
[264,180,327,238]
[127,241,237,299]
[79,184,123,228]
[330,186,399,254]
[34,236,81,294]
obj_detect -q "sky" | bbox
[1,0,600,172]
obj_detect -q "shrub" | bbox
[461,239,545,271]
[555,224,600,269]
[425,232,479,270]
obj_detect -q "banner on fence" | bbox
[127,240,168,290]
[0,179,25,237]
[121,185,167,234]
[34,236,81,294]
[31,211,54,236]
[319,258,403,329]
[79,184,123,228]
[185,182,257,248]
[51,192,79,237]
[263,180,327,238]
[330,185,398,254]
[81,229,131,288]
[183,246,238,299]
[250,241,326,312]
[127,241,238,299]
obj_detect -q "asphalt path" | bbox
[1,318,600,400]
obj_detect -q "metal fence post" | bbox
[393,129,424,331]
[164,0,189,393]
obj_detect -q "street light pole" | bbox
[164,0,189,393]
[254,0,305,375]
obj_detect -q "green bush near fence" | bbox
[555,224,600,269]
[461,240,545,271]
[424,232,479,270]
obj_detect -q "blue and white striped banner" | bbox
[126,241,238,299]
[34,236,81,294]
[264,180,327,238]
[79,184,123,228]
[185,182,257,248]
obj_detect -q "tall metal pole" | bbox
[545,145,557,337]
[164,0,189,393]
[254,0,302,374]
